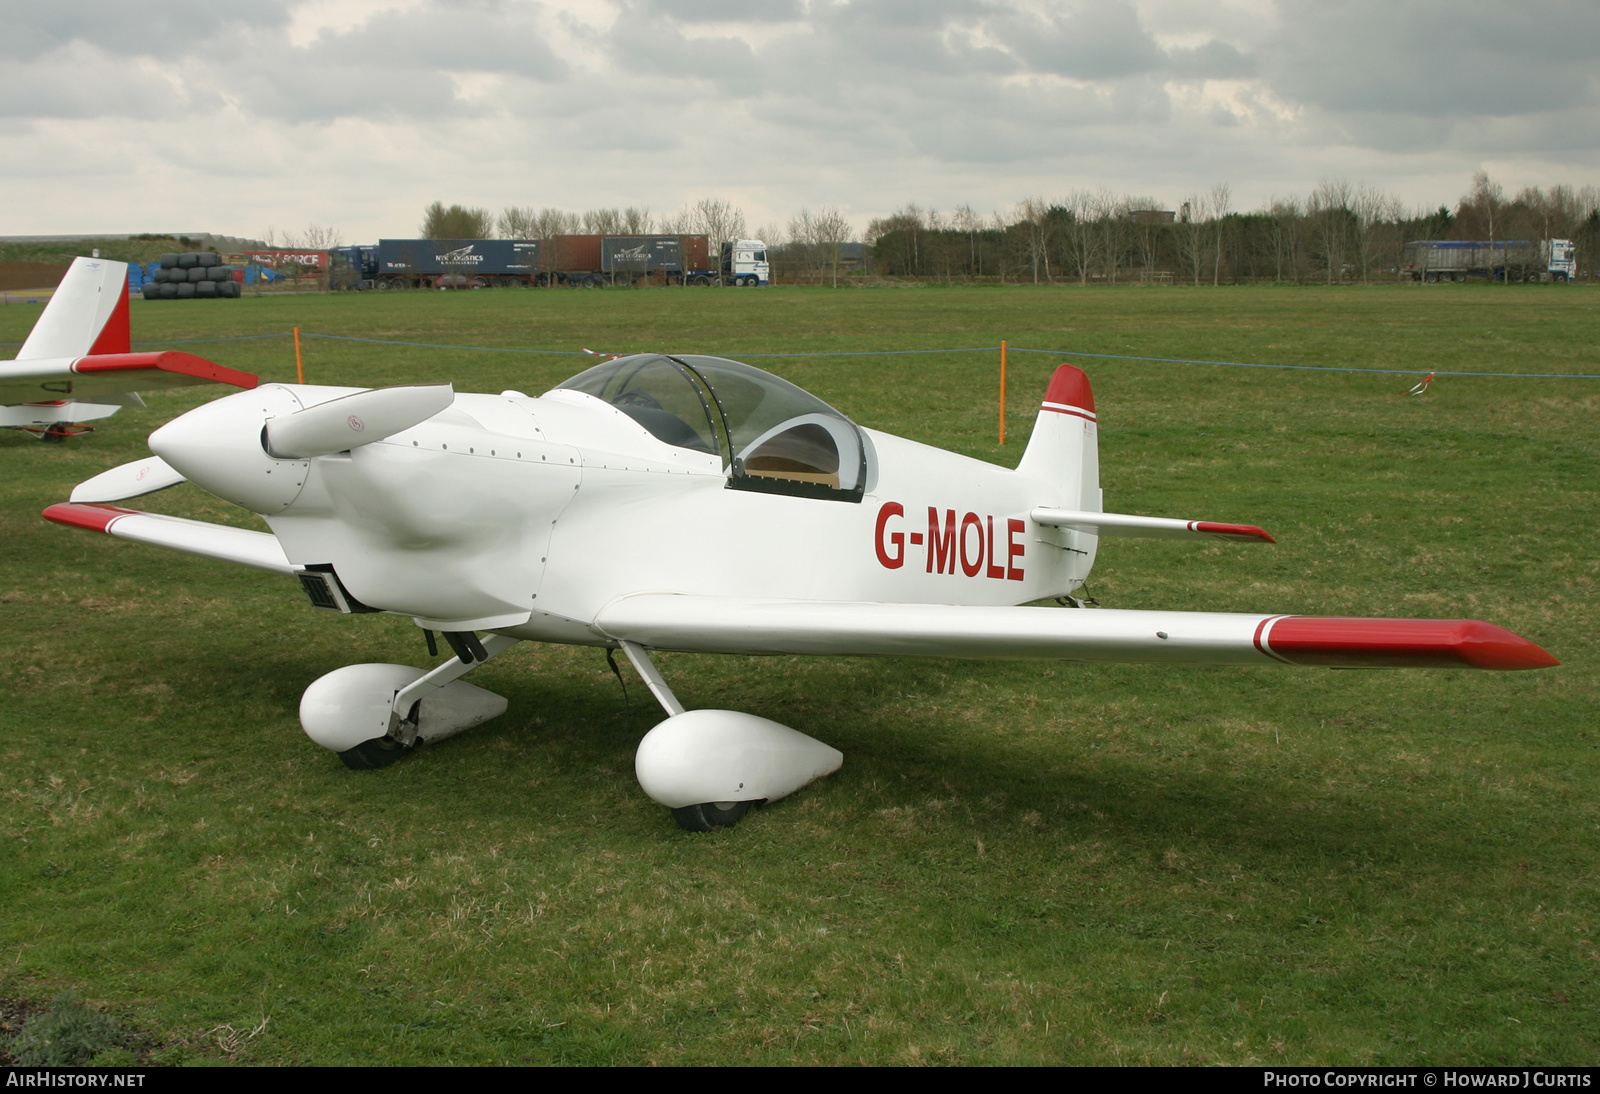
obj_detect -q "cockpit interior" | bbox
[558,354,871,502]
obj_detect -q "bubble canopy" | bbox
[557,354,870,502]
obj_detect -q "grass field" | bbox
[1,283,1596,1065]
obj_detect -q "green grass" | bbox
[1,283,1596,1065]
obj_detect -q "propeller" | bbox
[70,455,187,503]
[263,384,454,460]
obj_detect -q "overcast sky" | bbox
[3,0,1596,241]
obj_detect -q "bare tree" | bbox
[582,208,625,235]
[1014,197,1055,283]
[1058,192,1100,285]
[1308,179,1354,284]
[952,204,982,278]
[421,202,494,239]
[1124,197,1166,282]
[1461,172,1508,283]
[1265,197,1301,283]
[1351,185,1400,283]
[498,207,537,239]
[293,223,343,250]
[1176,194,1209,286]
[814,207,851,287]
[1096,190,1132,284]
[1210,183,1232,285]
[670,199,747,283]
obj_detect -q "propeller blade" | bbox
[263,384,454,460]
[70,455,187,503]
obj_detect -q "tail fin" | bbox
[1017,363,1101,512]
[16,257,130,361]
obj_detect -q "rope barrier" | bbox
[8,332,1597,380]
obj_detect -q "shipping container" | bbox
[344,234,762,289]
[376,239,539,286]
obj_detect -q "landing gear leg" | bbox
[301,634,521,769]
[620,641,841,832]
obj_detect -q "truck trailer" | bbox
[334,236,770,289]
[1402,239,1576,282]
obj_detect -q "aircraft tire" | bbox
[337,736,410,770]
[670,800,754,832]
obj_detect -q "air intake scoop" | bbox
[263,384,454,460]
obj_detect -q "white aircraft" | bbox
[1,257,256,439]
[44,349,1558,830]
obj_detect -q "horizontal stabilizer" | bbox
[71,456,187,503]
[43,503,293,574]
[594,595,1555,671]
[0,351,258,406]
[263,384,455,459]
[1032,507,1275,543]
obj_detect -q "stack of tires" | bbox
[140,251,241,300]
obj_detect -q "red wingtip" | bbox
[43,502,139,533]
[1042,363,1094,414]
[87,283,132,355]
[1193,521,1276,544]
[1263,617,1559,671]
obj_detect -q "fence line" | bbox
[9,331,1597,380]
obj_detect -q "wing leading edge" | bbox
[594,594,1557,671]
[43,503,292,574]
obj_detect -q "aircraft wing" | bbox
[593,594,1557,671]
[0,351,258,406]
[42,503,293,574]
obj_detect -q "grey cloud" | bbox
[628,0,805,23]
[1263,0,1600,117]
[603,15,762,84]
[0,46,192,120]
[991,2,1164,81]
[1164,40,1257,80]
[0,0,290,61]
[296,5,567,81]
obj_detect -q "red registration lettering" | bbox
[985,517,1006,579]
[927,507,956,574]
[959,512,984,577]
[1007,518,1026,580]
[874,502,905,569]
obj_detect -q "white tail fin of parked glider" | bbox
[16,256,132,360]
[1,256,258,440]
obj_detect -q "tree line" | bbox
[862,175,1600,285]
[303,173,1600,286]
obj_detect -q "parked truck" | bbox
[331,236,769,289]
[1402,239,1576,282]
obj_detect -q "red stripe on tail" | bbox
[1042,364,1094,415]
[86,283,131,355]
